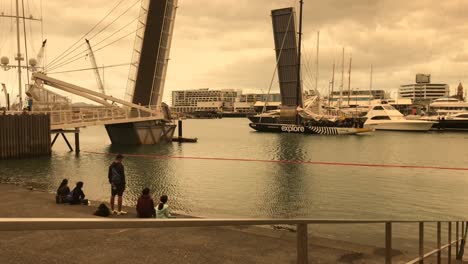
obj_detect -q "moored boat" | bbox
[364,104,435,131]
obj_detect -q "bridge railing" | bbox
[6,106,165,127]
[0,218,466,264]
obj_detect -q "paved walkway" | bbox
[0,184,436,264]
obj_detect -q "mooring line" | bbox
[83,151,468,171]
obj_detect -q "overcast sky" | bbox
[1,0,468,106]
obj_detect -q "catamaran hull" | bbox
[249,123,372,135]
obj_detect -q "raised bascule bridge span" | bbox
[7,0,179,154]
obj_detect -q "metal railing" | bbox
[0,218,466,264]
[5,106,167,130]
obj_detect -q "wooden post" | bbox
[297,223,308,264]
[178,119,182,142]
[74,129,80,154]
[61,133,73,152]
[51,133,59,147]
[419,222,424,264]
[385,222,392,264]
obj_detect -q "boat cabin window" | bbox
[383,105,396,110]
[372,106,385,110]
[456,114,468,118]
[371,116,391,120]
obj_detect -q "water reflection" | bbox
[258,133,309,218]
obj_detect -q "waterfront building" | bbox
[328,89,386,107]
[398,74,449,103]
[240,93,281,103]
[171,89,281,114]
[171,88,241,113]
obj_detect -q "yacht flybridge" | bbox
[364,104,435,131]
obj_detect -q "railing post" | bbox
[448,222,452,264]
[296,223,308,264]
[419,222,424,264]
[456,222,459,254]
[437,222,441,264]
[385,222,392,264]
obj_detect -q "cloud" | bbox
[2,0,468,107]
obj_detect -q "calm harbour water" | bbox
[1,118,468,249]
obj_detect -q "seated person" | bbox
[56,179,70,204]
[156,195,174,219]
[136,188,156,218]
[68,181,88,205]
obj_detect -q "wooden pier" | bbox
[0,114,51,159]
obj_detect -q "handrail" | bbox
[0,218,466,264]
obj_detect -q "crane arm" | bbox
[85,39,105,95]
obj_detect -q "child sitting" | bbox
[156,195,174,219]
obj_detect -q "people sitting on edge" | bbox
[156,195,174,219]
[56,179,70,204]
[136,188,156,218]
[69,181,88,205]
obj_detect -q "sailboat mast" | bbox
[339,47,344,108]
[369,64,373,105]
[295,0,304,124]
[330,61,335,109]
[315,31,319,92]
[347,54,352,105]
[15,0,23,109]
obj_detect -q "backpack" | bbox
[94,203,110,217]
[111,167,122,185]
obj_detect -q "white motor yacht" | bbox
[364,104,435,131]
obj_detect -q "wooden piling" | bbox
[0,113,51,159]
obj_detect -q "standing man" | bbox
[108,154,127,215]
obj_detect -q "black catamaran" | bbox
[248,1,371,135]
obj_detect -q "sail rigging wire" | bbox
[47,18,141,72]
[46,0,140,71]
[46,0,139,71]
[47,25,144,72]
[47,62,132,74]
[259,9,294,120]
[45,0,126,69]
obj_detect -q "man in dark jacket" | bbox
[108,154,126,215]
[136,188,156,218]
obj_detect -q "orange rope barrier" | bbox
[84,151,468,171]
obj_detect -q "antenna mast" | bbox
[15,0,23,109]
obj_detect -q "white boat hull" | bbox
[364,120,434,131]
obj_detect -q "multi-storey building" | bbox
[240,93,281,103]
[399,74,449,102]
[171,88,240,113]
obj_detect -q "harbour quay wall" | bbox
[0,114,51,159]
